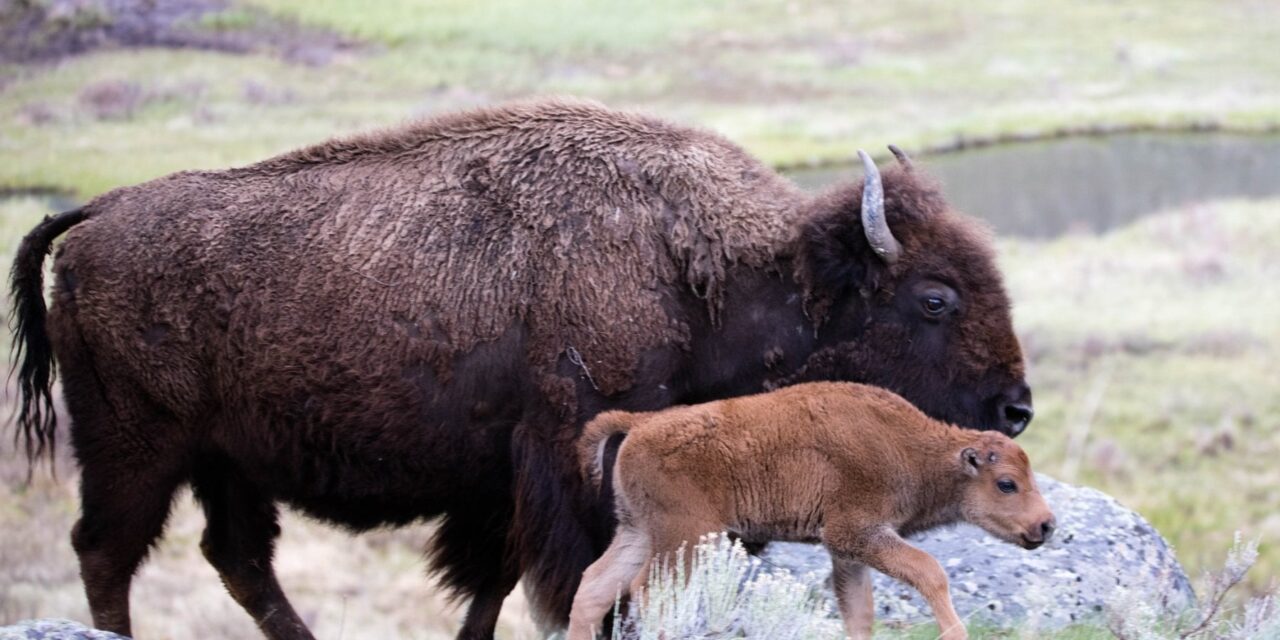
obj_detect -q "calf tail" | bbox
[9,208,88,464]
[577,410,635,489]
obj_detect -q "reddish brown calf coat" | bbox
[571,382,1054,640]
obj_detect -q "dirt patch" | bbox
[0,0,360,65]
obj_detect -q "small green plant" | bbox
[197,10,260,32]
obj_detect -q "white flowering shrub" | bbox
[580,531,1277,640]
[612,533,844,640]
[1108,532,1279,640]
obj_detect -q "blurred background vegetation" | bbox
[1,0,1278,638]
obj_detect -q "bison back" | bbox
[47,99,801,510]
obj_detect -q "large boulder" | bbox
[760,474,1195,629]
[0,619,126,640]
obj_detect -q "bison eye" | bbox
[997,479,1018,494]
[910,280,958,320]
[922,296,947,316]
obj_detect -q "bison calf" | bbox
[569,381,1055,640]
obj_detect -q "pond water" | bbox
[5,134,1279,240]
[0,190,77,213]
[786,133,1280,238]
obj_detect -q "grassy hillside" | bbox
[2,0,1279,196]
[1005,200,1280,591]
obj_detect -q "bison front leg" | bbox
[456,566,521,640]
[192,462,314,640]
[829,553,874,640]
[825,524,966,640]
[433,503,523,640]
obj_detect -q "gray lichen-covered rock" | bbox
[0,619,126,640]
[759,474,1195,629]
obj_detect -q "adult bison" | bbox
[9,99,1031,639]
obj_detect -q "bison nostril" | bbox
[1003,403,1034,435]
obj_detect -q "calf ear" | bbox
[961,447,981,476]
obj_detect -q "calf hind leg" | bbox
[830,554,875,640]
[567,526,652,640]
[191,459,314,640]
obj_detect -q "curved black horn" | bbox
[887,144,914,171]
[857,150,901,264]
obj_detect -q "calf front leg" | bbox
[829,554,874,640]
[825,524,966,640]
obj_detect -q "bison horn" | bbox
[857,149,902,264]
[887,144,914,171]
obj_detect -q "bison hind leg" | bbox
[71,453,184,636]
[64,391,187,635]
[190,457,315,640]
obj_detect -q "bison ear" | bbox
[797,208,893,308]
[961,447,981,476]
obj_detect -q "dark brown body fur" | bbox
[9,99,1030,639]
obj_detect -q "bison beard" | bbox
[9,98,1029,639]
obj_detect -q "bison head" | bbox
[791,148,1032,436]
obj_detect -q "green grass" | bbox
[2,0,1279,196]
[243,0,727,51]
[1003,200,1280,595]
[877,624,1116,639]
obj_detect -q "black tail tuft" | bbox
[9,208,87,467]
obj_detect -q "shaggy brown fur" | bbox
[570,382,1055,640]
[9,98,1031,639]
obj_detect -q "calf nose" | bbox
[1040,518,1056,542]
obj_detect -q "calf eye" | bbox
[923,296,947,315]
[997,479,1018,494]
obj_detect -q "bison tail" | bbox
[577,410,634,489]
[9,208,88,466]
